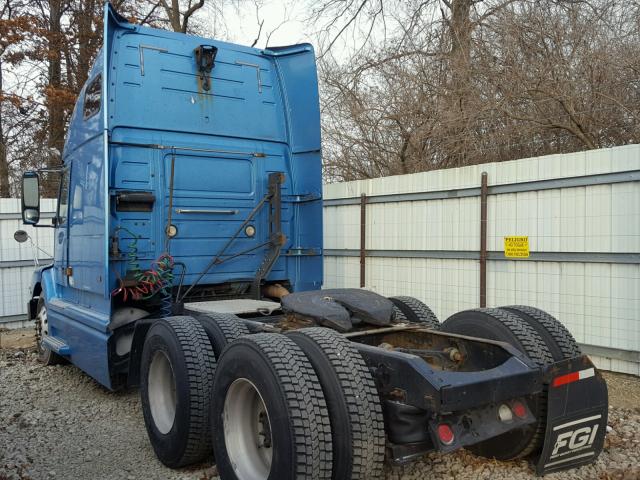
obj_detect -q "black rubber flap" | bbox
[281,288,394,331]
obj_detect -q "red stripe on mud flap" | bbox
[552,368,595,387]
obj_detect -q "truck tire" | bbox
[288,327,385,480]
[211,333,333,480]
[389,296,439,329]
[440,308,554,460]
[500,305,582,361]
[391,305,409,323]
[140,316,216,468]
[35,297,63,365]
[195,312,250,359]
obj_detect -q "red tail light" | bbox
[437,423,455,445]
[512,400,527,419]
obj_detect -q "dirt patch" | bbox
[0,327,35,351]
[602,371,640,411]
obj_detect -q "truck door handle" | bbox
[175,208,239,215]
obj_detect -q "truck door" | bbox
[53,166,73,299]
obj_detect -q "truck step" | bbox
[42,336,71,355]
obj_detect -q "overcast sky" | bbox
[203,0,382,62]
[210,0,311,49]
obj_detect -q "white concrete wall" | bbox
[324,145,640,375]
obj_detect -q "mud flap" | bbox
[536,356,608,475]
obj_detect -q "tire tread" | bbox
[391,305,408,323]
[467,308,555,368]
[236,333,333,480]
[290,327,385,480]
[502,305,582,359]
[389,296,439,329]
[195,312,250,358]
[163,317,216,466]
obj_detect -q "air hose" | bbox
[156,254,174,317]
[111,227,175,316]
[112,153,178,318]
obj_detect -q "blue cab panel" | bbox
[36,3,323,389]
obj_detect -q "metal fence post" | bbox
[480,172,488,308]
[360,193,367,288]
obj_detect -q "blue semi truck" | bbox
[16,4,608,479]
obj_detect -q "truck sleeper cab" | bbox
[18,4,608,479]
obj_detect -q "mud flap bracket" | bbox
[250,172,285,298]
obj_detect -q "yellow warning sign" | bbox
[504,236,530,258]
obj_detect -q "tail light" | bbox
[512,400,527,419]
[437,423,455,445]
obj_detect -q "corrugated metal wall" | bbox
[0,199,56,328]
[1,147,638,375]
[324,145,640,375]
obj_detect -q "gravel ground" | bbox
[1,331,639,480]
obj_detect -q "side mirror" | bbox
[14,230,29,243]
[21,171,41,225]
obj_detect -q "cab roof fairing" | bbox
[102,4,319,151]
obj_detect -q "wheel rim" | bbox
[38,305,49,336]
[148,350,177,434]
[36,305,49,353]
[223,378,273,480]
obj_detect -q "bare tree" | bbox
[0,0,39,196]
[477,1,639,150]
[159,0,205,33]
[314,0,640,181]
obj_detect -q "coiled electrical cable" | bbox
[111,227,175,312]
[156,254,174,318]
